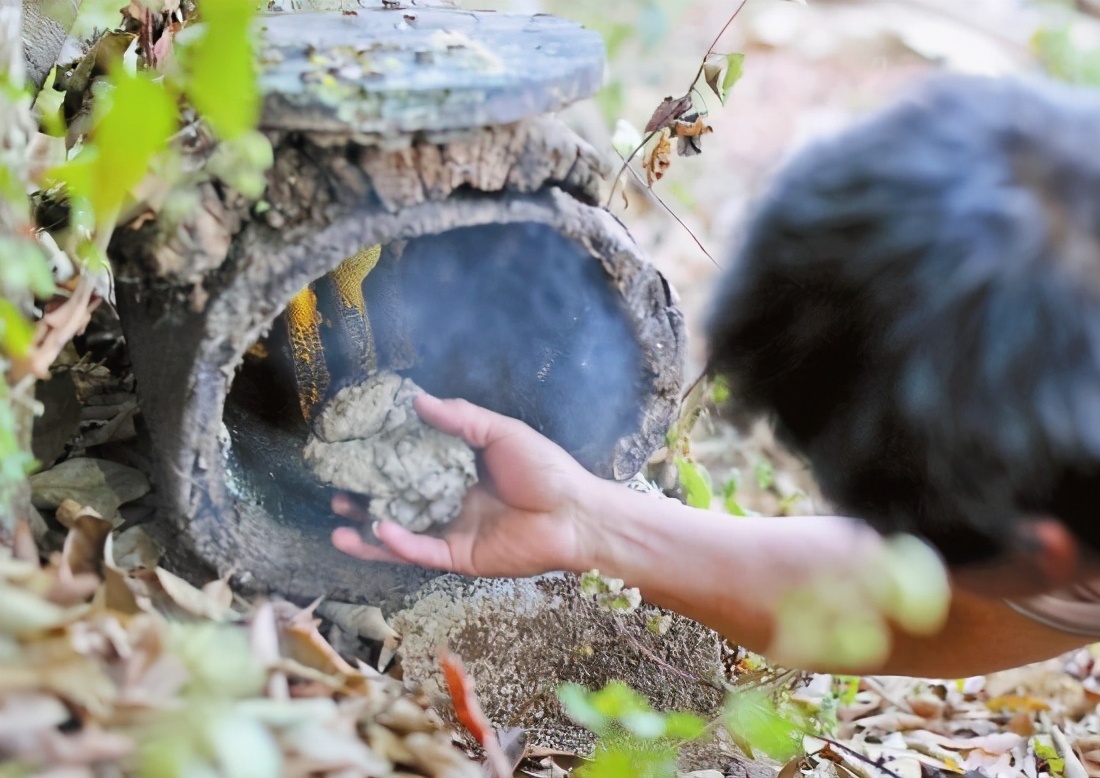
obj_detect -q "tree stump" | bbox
[109,7,686,612]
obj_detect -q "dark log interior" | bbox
[224,221,650,534]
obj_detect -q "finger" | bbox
[332,492,371,523]
[372,520,461,571]
[331,527,408,564]
[413,393,526,449]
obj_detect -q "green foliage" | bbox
[0,385,36,489]
[559,682,707,778]
[50,66,177,224]
[721,474,751,517]
[0,64,51,527]
[1033,25,1100,85]
[723,688,807,761]
[579,569,642,613]
[561,680,816,776]
[703,52,746,105]
[1032,737,1066,777]
[754,458,774,491]
[674,455,712,509]
[767,534,950,672]
[719,53,745,102]
[135,624,280,778]
[178,0,261,140]
[3,0,271,531]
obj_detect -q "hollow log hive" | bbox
[109,7,686,611]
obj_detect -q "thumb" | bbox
[413,393,528,450]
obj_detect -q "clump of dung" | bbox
[303,372,477,532]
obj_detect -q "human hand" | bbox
[331,394,603,577]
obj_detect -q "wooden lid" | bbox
[259,8,605,137]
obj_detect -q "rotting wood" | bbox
[107,1,681,662]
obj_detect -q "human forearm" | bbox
[576,483,1088,676]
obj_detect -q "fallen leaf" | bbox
[315,601,397,643]
[150,567,239,622]
[0,582,81,635]
[30,458,150,518]
[987,695,1052,714]
[56,501,113,578]
[440,648,513,778]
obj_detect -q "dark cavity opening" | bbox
[223,221,649,526]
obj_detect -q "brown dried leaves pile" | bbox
[0,502,480,778]
[789,664,1100,778]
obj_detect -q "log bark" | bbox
[111,116,685,612]
[20,0,81,92]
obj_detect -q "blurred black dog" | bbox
[707,76,1100,569]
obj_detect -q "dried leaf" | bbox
[282,603,364,685]
[11,276,100,382]
[57,500,113,578]
[151,567,239,622]
[0,582,79,635]
[672,114,713,158]
[99,534,143,615]
[643,94,693,133]
[643,129,673,186]
[315,601,397,642]
[30,457,150,518]
[440,648,513,778]
[986,695,1052,714]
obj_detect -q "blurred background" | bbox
[465,0,1100,512]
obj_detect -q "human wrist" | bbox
[560,474,640,574]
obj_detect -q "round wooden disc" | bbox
[259,7,606,137]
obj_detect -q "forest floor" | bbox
[4,1,1100,777]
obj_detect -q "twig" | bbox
[604,0,750,212]
[814,736,907,778]
[620,154,719,267]
[686,0,750,96]
[610,617,721,690]
[605,128,659,209]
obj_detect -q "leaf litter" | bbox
[0,506,487,778]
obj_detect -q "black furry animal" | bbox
[706,75,1100,566]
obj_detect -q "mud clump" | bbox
[303,372,477,532]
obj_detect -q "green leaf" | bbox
[620,710,666,739]
[0,299,35,358]
[754,458,774,491]
[181,0,260,140]
[577,746,640,778]
[834,675,860,706]
[170,623,265,700]
[591,681,651,719]
[711,374,730,405]
[559,683,610,734]
[675,456,711,509]
[724,689,804,762]
[0,236,54,298]
[663,712,706,741]
[722,475,748,516]
[875,534,951,636]
[720,53,746,103]
[1033,737,1066,777]
[50,66,177,222]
